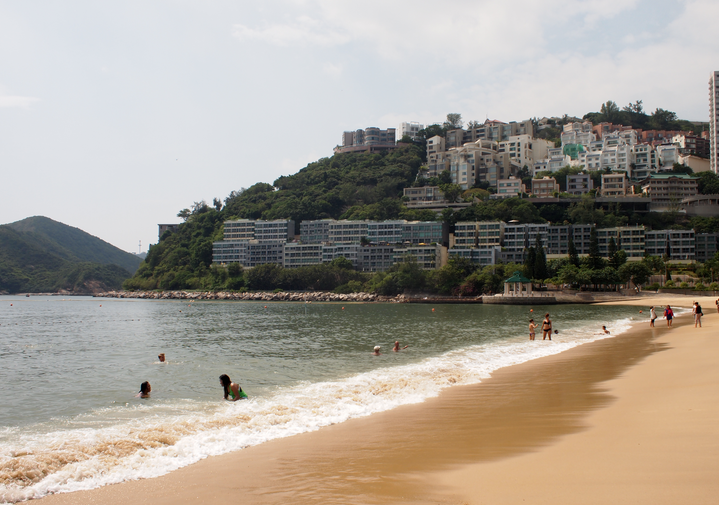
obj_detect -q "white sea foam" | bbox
[0,315,638,503]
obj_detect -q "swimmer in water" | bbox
[158,353,166,363]
[372,345,381,356]
[219,374,248,401]
[137,381,151,398]
[393,341,409,352]
[529,319,537,341]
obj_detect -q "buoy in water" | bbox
[342,307,345,310]
[530,309,533,312]
[432,308,435,312]
[264,305,267,309]
[639,310,643,313]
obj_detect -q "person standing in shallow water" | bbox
[528,319,537,341]
[393,341,409,352]
[664,305,674,327]
[542,314,552,340]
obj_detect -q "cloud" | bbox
[233,15,350,47]
[322,62,342,77]
[0,95,39,108]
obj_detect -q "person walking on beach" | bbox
[542,314,552,340]
[393,341,409,351]
[219,374,248,401]
[694,302,703,328]
[664,305,674,327]
[716,298,719,314]
[529,319,537,341]
[649,306,657,328]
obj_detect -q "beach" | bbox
[30,294,718,504]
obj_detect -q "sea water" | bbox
[0,295,649,502]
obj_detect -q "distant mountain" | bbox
[0,217,141,294]
[6,216,141,273]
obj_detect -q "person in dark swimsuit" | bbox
[542,313,552,340]
[220,374,248,401]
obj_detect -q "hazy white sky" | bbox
[1,0,718,253]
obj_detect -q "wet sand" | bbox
[38,295,718,504]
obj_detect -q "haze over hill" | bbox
[0,216,142,294]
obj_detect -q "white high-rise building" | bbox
[710,71,719,173]
[399,121,425,141]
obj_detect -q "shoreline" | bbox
[34,294,716,504]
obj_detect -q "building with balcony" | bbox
[641,173,698,209]
[367,220,405,244]
[336,127,397,154]
[399,121,425,141]
[597,226,645,258]
[495,176,524,198]
[403,186,447,207]
[566,174,593,196]
[328,220,370,244]
[223,219,255,241]
[531,176,559,197]
[402,221,445,245]
[452,221,503,248]
[695,233,718,262]
[254,220,295,242]
[645,230,695,261]
[300,219,332,243]
[600,173,631,197]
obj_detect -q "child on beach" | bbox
[649,306,657,327]
[529,319,537,341]
[664,305,674,327]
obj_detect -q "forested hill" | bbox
[0,217,140,294]
[127,146,430,290]
[221,144,433,222]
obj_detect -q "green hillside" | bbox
[7,216,142,274]
[0,218,137,294]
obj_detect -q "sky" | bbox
[1,0,718,254]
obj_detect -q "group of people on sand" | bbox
[137,353,248,401]
[372,341,409,355]
[647,302,705,328]
[528,313,558,341]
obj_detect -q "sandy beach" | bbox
[37,294,719,505]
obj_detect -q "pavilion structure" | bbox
[503,271,533,296]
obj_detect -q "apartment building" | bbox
[695,233,718,262]
[531,176,559,197]
[452,221,503,248]
[673,134,710,159]
[572,225,594,255]
[399,121,425,141]
[592,123,634,139]
[357,245,395,272]
[709,71,719,173]
[283,243,324,268]
[597,226,645,258]
[223,220,255,241]
[547,225,571,255]
[254,220,295,242]
[566,174,593,196]
[632,144,658,180]
[641,173,698,209]
[212,241,285,267]
[600,173,631,197]
[328,220,370,243]
[645,230,696,261]
[498,135,553,168]
[402,221,445,245]
[300,219,332,243]
[336,127,397,153]
[395,244,442,270]
[495,176,524,198]
[448,246,501,266]
[367,221,404,244]
[448,139,511,189]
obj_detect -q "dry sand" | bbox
[37,294,719,505]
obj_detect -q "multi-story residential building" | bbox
[561,129,595,147]
[448,139,511,189]
[566,174,593,196]
[600,141,632,173]
[681,194,719,217]
[571,225,593,255]
[212,240,246,264]
[283,243,324,268]
[254,220,295,242]
[526,224,549,250]
[402,221,445,245]
[645,230,696,261]
[300,219,332,243]
[394,244,442,269]
[367,221,404,244]
[502,223,528,262]
[328,220,370,243]
[600,173,631,197]
[223,219,255,241]
[709,71,719,173]
[641,173,698,209]
[656,144,680,168]
[498,135,553,168]
[695,233,718,262]
[597,226,645,258]
[357,245,395,272]
[547,225,570,255]
[531,176,559,197]
[632,144,659,180]
[336,127,397,154]
[426,150,450,178]
[322,244,361,266]
[399,121,424,141]
[673,134,710,159]
[452,221,503,248]
[212,241,285,267]
[495,176,524,198]
[448,246,501,266]
[592,123,634,139]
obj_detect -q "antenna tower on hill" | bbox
[138,240,141,254]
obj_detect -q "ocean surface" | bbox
[0,295,648,503]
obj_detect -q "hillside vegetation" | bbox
[0,217,139,293]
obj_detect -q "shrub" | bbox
[680,281,689,289]
[695,283,706,291]
[710,282,719,291]
[664,280,676,288]
[646,282,660,291]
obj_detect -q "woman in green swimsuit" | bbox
[219,374,248,401]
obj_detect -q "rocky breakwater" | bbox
[95,290,406,303]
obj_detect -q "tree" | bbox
[607,236,617,261]
[600,100,621,123]
[568,237,580,267]
[444,113,463,130]
[441,184,463,203]
[649,108,678,130]
[177,208,191,221]
[619,262,652,287]
[622,100,644,114]
[467,120,481,129]
[533,233,548,280]
[587,227,604,270]
[525,247,536,280]
[213,198,223,211]
[399,135,414,143]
